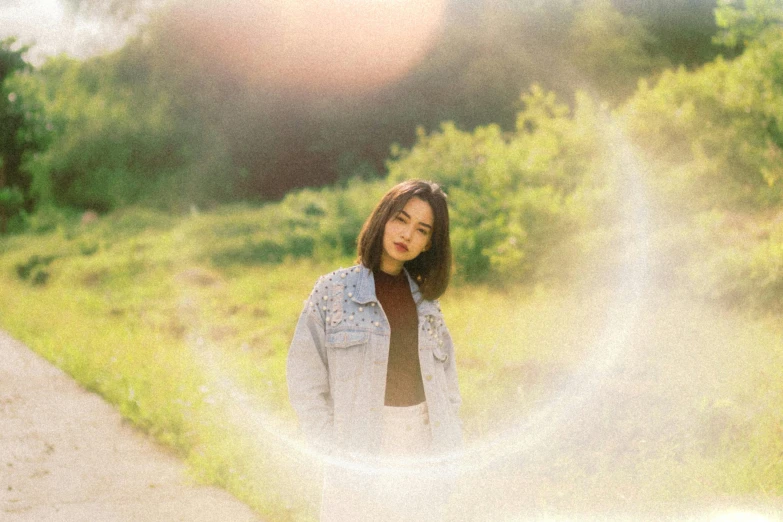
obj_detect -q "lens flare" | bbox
[166,0,448,95]
[175,111,668,519]
[166,14,779,516]
[176,109,783,519]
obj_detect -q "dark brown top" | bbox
[374,270,425,407]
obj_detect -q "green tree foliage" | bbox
[621,2,783,310]
[26,46,242,212]
[567,0,671,103]
[194,85,615,287]
[0,38,49,233]
[387,87,605,282]
[21,0,783,310]
[714,0,783,48]
[21,0,709,209]
[615,0,721,66]
[194,86,607,285]
[204,179,388,268]
[624,26,783,211]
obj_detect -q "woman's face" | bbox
[380,196,434,275]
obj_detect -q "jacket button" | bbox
[374,321,380,327]
[359,307,363,312]
[425,374,433,381]
[348,292,353,297]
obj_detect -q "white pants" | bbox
[380,401,432,456]
[320,402,448,522]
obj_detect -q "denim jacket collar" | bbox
[353,264,440,317]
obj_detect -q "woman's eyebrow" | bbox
[399,210,432,229]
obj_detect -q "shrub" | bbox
[387,87,604,282]
[15,254,56,285]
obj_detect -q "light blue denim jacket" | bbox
[287,264,462,456]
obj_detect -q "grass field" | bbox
[1,206,782,520]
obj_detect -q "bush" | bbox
[622,30,783,211]
[24,56,242,212]
[15,254,56,285]
[619,23,783,312]
[197,179,386,268]
[387,87,604,283]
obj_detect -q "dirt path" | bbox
[0,329,262,522]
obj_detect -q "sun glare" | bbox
[168,0,448,94]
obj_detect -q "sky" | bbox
[0,0,136,64]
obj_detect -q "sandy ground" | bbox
[0,329,262,522]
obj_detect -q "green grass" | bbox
[1,206,782,520]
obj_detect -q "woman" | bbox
[287,179,462,521]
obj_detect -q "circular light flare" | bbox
[178,113,659,518]
[169,0,448,95]
[172,110,780,521]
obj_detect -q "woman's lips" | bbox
[394,242,409,253]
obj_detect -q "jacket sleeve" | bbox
[286,279,334,451]
[443,326,462,415]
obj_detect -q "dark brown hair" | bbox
[356,179,451,300]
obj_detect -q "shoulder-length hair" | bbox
[356,179,451,300]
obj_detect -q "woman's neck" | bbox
[379,258,403,276]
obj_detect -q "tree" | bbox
[566,0,670,104]
[26,49,237,212]
[0,39,48,233]
[614,0,720,66]
[714,0,783,48]
[386,87,604,283]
